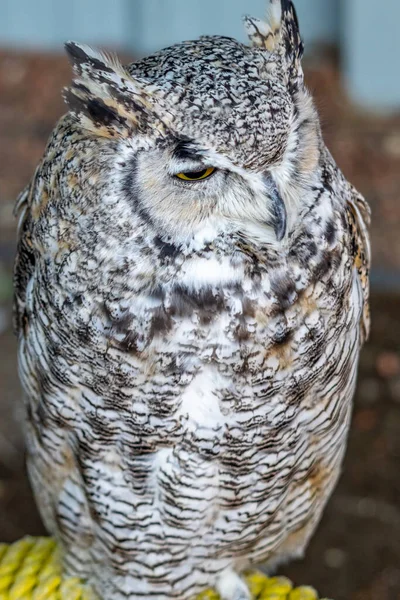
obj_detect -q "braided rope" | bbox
[0,537,328,600]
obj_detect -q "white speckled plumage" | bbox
[14,2,370,599]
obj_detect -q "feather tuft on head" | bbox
[63,42,165,138]
[244,0,304,93]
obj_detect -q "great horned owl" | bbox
[14,1,370,599]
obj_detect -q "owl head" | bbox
[64,0,320,245]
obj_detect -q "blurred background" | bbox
[0,1,400,599]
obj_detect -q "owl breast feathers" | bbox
[13,1,370,599]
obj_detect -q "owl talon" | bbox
[216,570,251,600]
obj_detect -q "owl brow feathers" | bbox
[63,42,173,138]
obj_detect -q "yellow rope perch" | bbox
[0,537,329,600]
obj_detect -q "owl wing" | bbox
[346,186,371,343]
[13,169,39,336]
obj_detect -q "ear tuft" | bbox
[243,15,281,52]
[63,41,162,138]
[65,42,129,81]
[244,0,304,93]
[281,0,304,92]
[268,0,283,32]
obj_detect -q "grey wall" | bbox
[0,0,338,51]
[0,0,127,48]
[128,0,338,55]
[342,0,400,111]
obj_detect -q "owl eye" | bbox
[175,167,216,181]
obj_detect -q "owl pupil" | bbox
[183,169,208,179]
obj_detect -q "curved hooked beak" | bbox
[263,175,287,241]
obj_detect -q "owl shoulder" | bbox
[346,185,371,342]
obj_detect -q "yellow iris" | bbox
[176,167,215,181]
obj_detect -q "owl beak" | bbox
[271,186,287,241]
[264,176,287,241]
